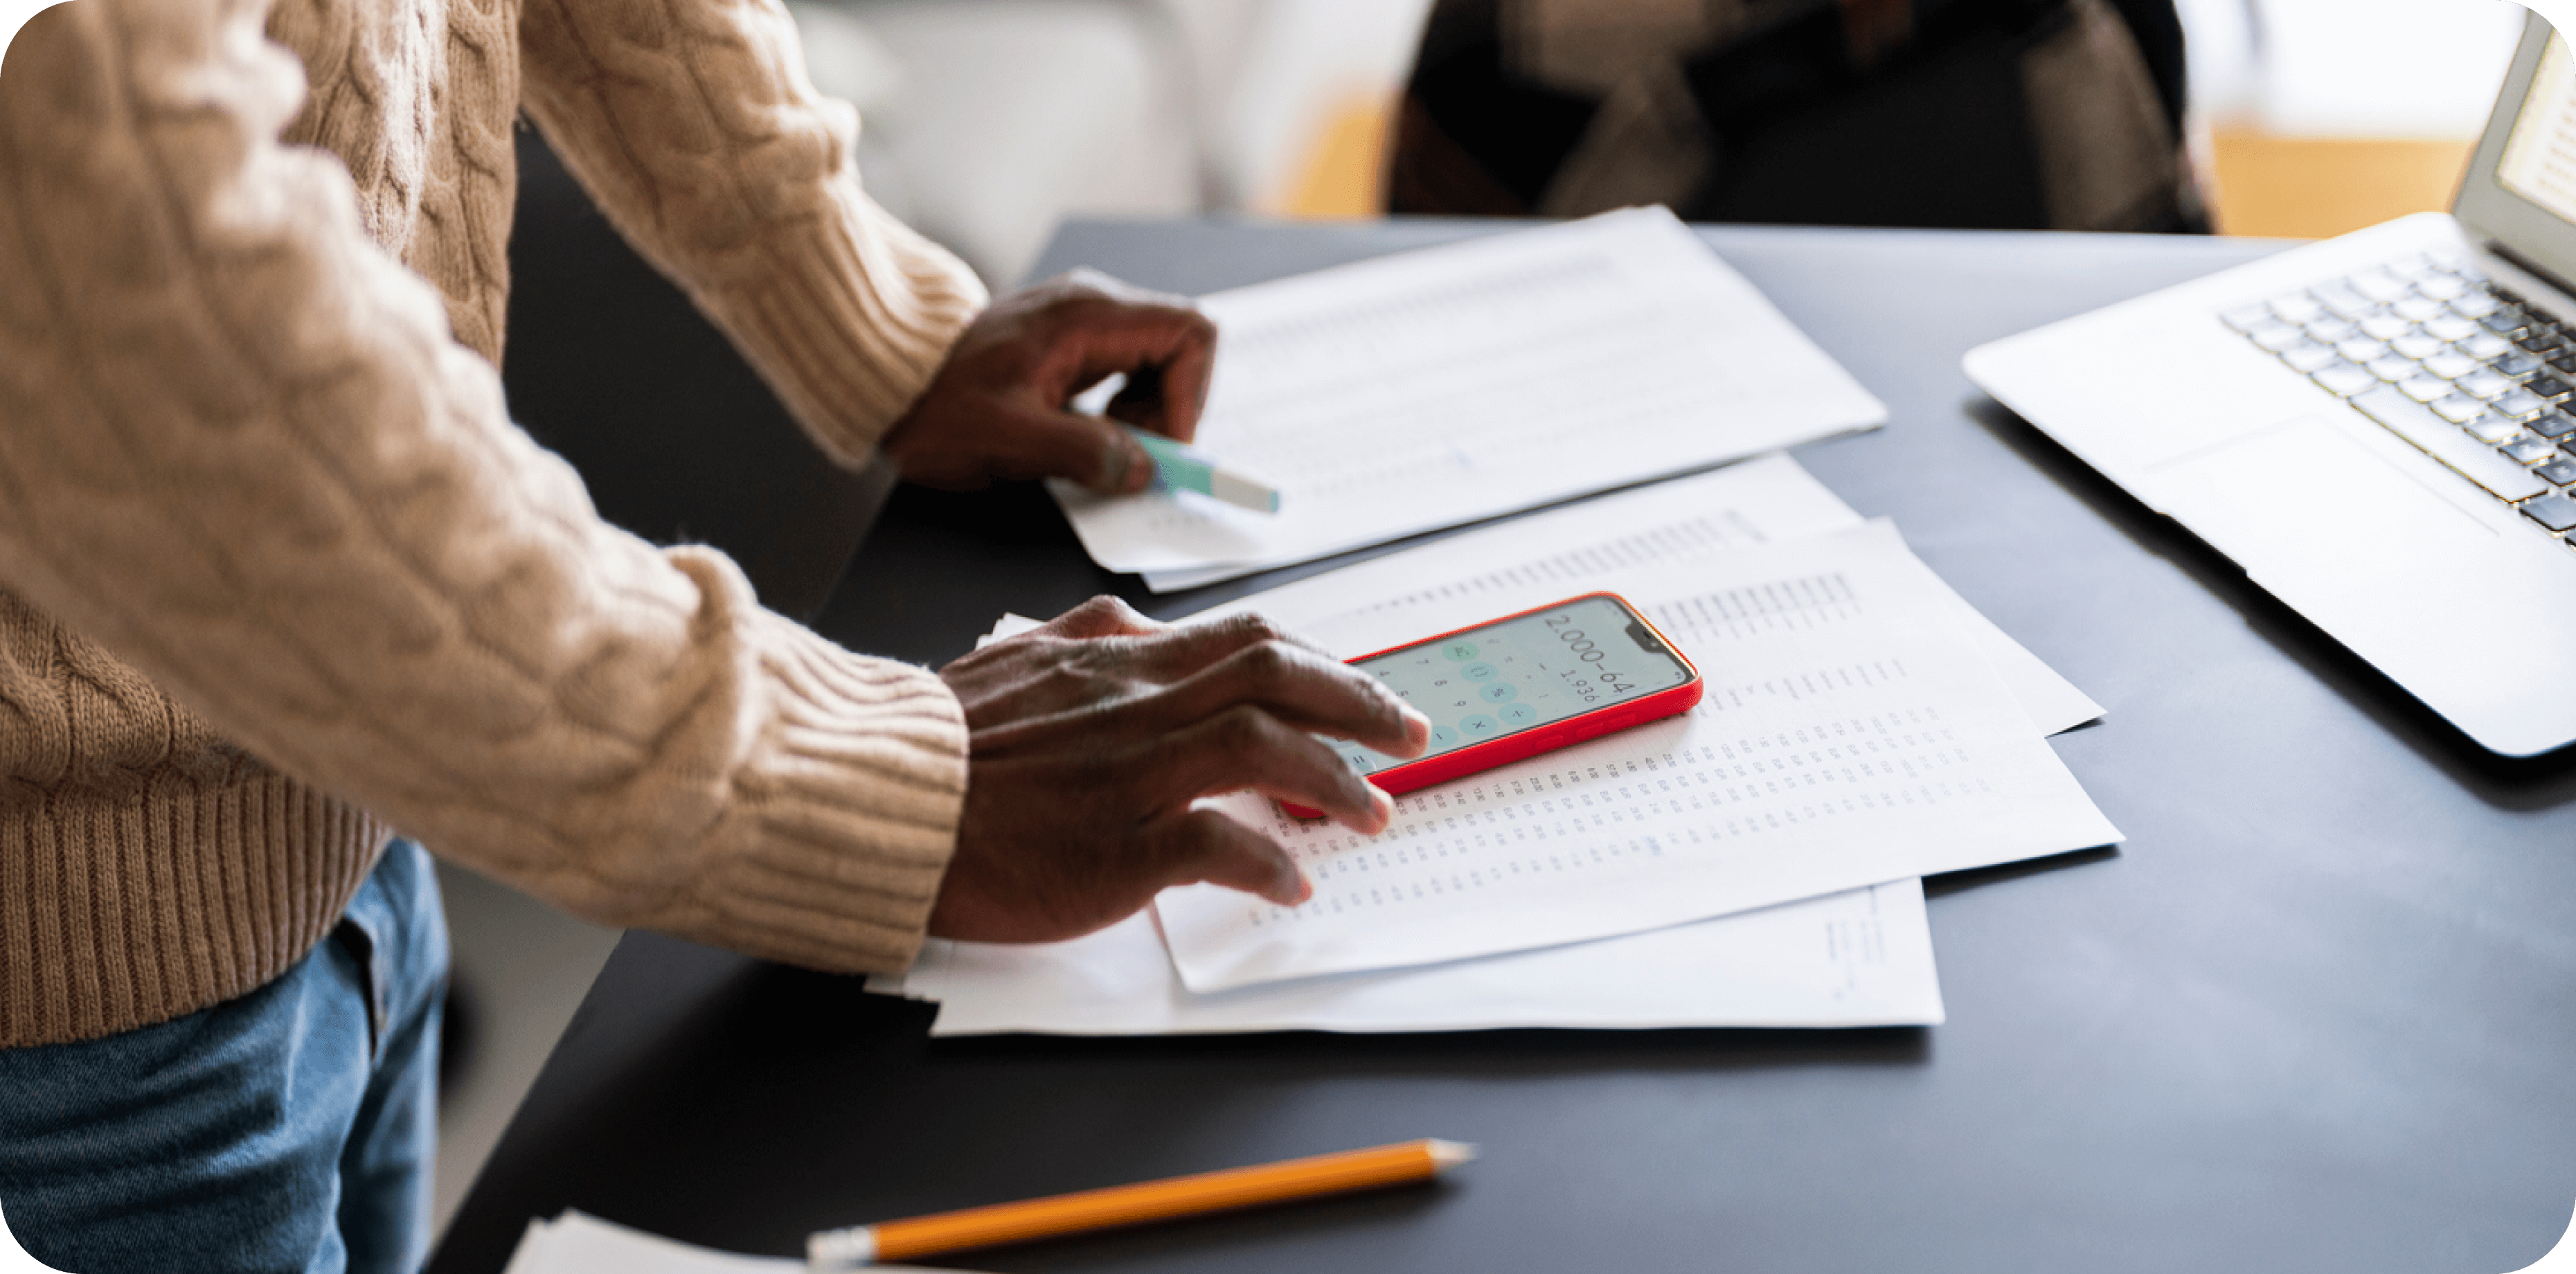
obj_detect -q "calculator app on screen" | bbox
[1330,595,1693,776]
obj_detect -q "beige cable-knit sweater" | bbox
[0,0,992,1048]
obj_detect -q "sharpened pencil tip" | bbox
[1428,1140,1478,1170]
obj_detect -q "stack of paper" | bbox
[501,1212,974,1273]
[877,456,2120,1037]
[1050,208,1888,591]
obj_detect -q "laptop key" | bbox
[2350,270,2410,303]
[2311,363,2379,396]
[2392,334,2446,360]
[2352,388,2552,501]
[2540,458,2576,485]
[2271,295,2326,323]
[2394,297,2447,323]
[2281,342,2341,373]
[2429,315,2485,343]
[2497,353,2546,377]
[2399,375,2453,403]
[2485,310,2532,336]
[2339,338,2392,363]
[2423,351,2481,379]
[2523,494,2576,533]
[2418,274,2469,300]
[2527,375,2573,400]
[2315,282,2379,319]
[2495,388,2550,418]
[2460,330,2513,357]
[2359,314,2415,341]
[2369,354,2419,381]
[2507,438,2561,464]
[2453,291,2504,318]
[2433,395,2490,423]
[2309,317,2361,343]
[2460,370,2516,399]
[2467,416,2525,444]
[2251,323,2309,351]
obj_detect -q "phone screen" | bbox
[1332,595,1695,775]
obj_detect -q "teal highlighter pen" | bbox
[1120,424,1282,514]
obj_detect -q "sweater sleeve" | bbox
[0,0,966,974]
[517,0,990,467]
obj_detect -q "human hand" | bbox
[880,269,1217,495]
[929,597,1432,943]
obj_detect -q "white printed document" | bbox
[1154,521,2122,992]
[1189,454,2102,737]
[881,878,1939,1036]
[1048,208,1886,590]
[500,1212,976,1274]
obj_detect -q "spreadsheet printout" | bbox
[1186,455,2102,737]
[877,879,1940,1036]
[1154,521,2121,992]
[1048,208,1886,586]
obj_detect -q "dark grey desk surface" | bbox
[429,220,2576,1274]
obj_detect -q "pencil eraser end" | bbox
[806,1226,876,1271]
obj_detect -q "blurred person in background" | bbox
[1389,0,2208,234]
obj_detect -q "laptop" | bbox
[1966,12,2576,757]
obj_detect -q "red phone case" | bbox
[1281,592,1702,818]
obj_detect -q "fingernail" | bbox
[1404,708,1432,747]
[1370,788,1393,824]
[1295,873,1314,904]
[1122,442,1154,492]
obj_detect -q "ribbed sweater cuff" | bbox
[672,608,968,974]
[703,177,989,469]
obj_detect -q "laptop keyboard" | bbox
[2224,252,2576,539]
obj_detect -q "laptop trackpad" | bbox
[2147,413,2496,598]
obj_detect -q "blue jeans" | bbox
[0,839,447,1274]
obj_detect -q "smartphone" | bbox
[1286,592,1702,816]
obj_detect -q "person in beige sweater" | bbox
[0,0,1431,1266]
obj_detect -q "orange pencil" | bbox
[804,1138,1476,1269]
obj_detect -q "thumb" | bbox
[994,404,1155,494]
